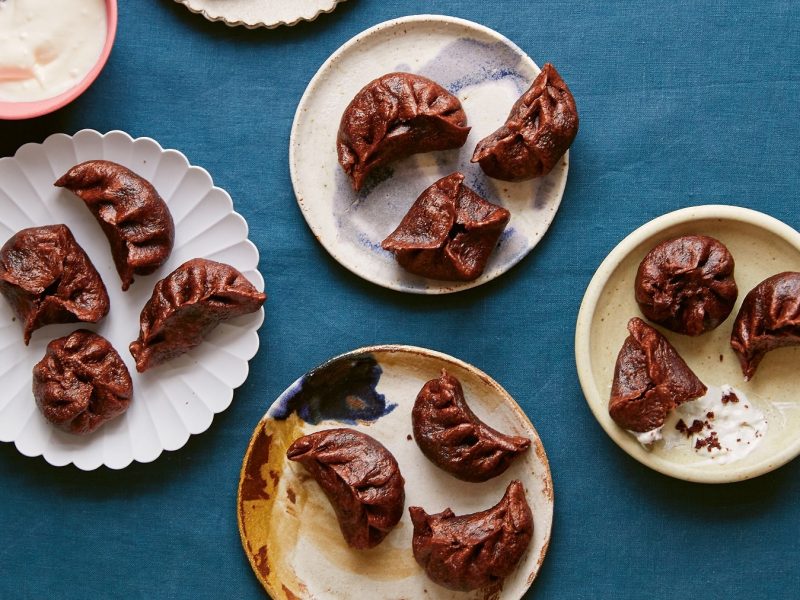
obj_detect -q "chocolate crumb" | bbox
[721,390,739,404]
[719,354,724,362]
[407,434,412,441]
[707,411,715,419]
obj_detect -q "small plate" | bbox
[173,0,347,29]
[238,345,553,599]
[0,129,264,470]
[576,205,800,483]
[290,15,569,294]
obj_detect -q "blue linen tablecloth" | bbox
[1,1,799,598]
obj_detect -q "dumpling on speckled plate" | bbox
[337,72,470,192]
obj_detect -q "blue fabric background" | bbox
[1,1,799,598]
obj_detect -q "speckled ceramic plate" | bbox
[576,205,800,483]
[174,0,347,29]
[0,129,264,470]
[290,15,569,294]
[238,345,553,599]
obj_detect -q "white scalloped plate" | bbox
[0,129,265,470]
[238,345,553,599]
[290,15,569,294]
[174,0,347,29]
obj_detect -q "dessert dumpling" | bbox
[0,225,109,344]
[412,369,529,482]
[337,72,470,191]
[472,63,578,181]
[55,160,175,291]
[286,428,405,549]
[381,173,510,281]
[635,235,737,336]
[409,480,533,591]
[609,317,707,432]
[730,272,800,380]
[129,258,266,372]
[33,330,132,435]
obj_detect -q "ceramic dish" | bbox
[238,345,553,599]
[173,0,347,29]
[290,15,569,294]
[576,205,800,483]
[0,129,264,470]
[0,0,117,120]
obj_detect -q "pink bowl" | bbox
[0,0,118,120]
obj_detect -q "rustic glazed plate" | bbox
[576,205,800,483]
[290,15,569,294]
[238,345,553,599]
[0,129,264,470]
[174,0,347,29]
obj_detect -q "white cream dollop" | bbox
[0,0,107,102]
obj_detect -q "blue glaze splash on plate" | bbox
[271,353,396,425]
[290,15,570,294]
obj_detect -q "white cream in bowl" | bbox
[0,0,107,102]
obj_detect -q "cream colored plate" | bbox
[238,345,553,599]
[576,205,800,483]
[174,0,346,29]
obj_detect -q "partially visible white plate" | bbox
[174,0,347,29]
[290,15,569,294]
[238,345,553,599]
[0,129,265,470]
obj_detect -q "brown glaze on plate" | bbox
[238,345,553,600]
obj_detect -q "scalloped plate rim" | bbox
[0,128,265,471]
[173,0,348,29]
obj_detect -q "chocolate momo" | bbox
[56,160,175,291]
[337,72,470,191]
[409,480,533,591]
[381,172,510,281]
[286,428,405,549]
[33,330,132,435]
[472,63,578,181]
[0,225,109,344]
[129,258,266,372]
[609,317,707,432]
[635,235,737,336]
[730,272,800,380]
[412,369,530,482]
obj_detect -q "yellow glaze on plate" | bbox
[238,345,553,599]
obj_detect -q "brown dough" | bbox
[55,160,175,291]
[33,330,132,435]
[609,317,707,432]
[381,172,510,281]
[730,272,800,380]
[409,480,533,591]
[286,428,405,549]
[337,72,470,191]
[0,224,109,344]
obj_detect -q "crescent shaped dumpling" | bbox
[409,480,533,591]
[129,258,266,372]
[33,330,132,435]
[0,225,109,344]
[472,63,578,181]
[55,160,175,291]
[337,72,471,191]
[286,428,405,550]
[609,317,707,432]
[412,369,530,482]
[730,272,800,380]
